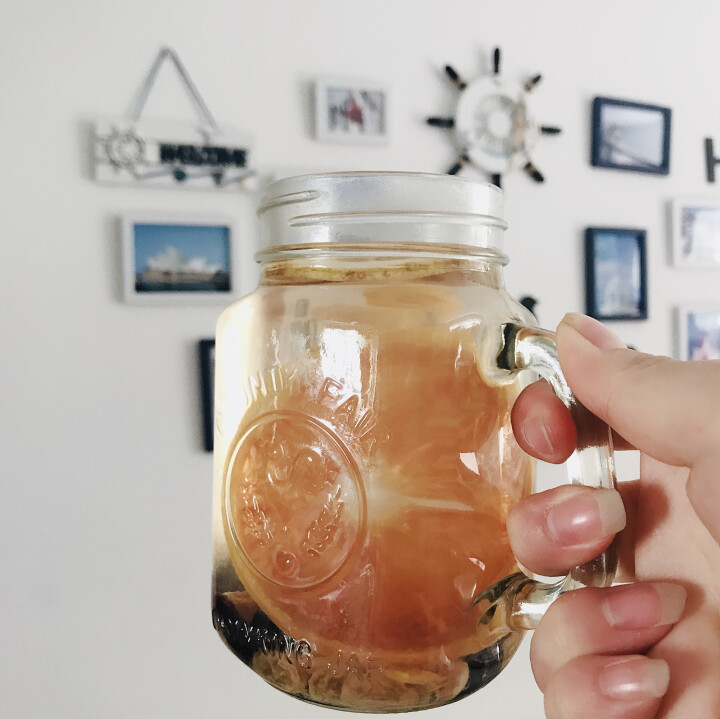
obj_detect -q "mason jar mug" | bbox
[211,172,616,713]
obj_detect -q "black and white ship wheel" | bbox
[427,48,561,188]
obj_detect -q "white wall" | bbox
[2,2,719,717]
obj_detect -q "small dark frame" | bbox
[585,227,648,322]
[591,97,671,175]
[199,338,215,452]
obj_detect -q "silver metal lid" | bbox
[256,172,507,255]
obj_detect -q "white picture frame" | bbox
[676,304,720,360]
[314,76,389,145]
[121,212,236,305]
[670,198,720,268]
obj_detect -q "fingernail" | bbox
[546,488,626,546]
[561,313,626,350]
[598,656,670,701]
[601,583,687,629]
[520,414,555,455]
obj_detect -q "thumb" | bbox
[556,313,720,543]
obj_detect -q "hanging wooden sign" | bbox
[92,47,255,190]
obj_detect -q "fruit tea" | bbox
[212,267,533,712]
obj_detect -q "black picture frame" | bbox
[585,227,648,322]
[591,97,671,175]
[199,338,215,452]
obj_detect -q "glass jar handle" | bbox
[476,323,618,633]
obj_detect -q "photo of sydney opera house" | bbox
[133,222,232,294]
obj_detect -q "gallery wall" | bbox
[1,1,719,718]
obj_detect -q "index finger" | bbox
[557,314,720,468]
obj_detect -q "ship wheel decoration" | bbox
[427,48,562,187]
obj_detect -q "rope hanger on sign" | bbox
[128,46,219,133]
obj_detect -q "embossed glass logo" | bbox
[224,411,365,589]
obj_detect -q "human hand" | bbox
[508,313,720,718]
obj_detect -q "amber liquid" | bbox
[213,276,533,712]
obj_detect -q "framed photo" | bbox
[314,76,388,145]
[591,97,671,175]
[121,213,235,305]
[677,305,720,360]
[199,338,215,451]
[671,198,720,268]
[585,227,648,321]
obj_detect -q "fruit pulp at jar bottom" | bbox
[213,594,524,711]
[216,282,532,708]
